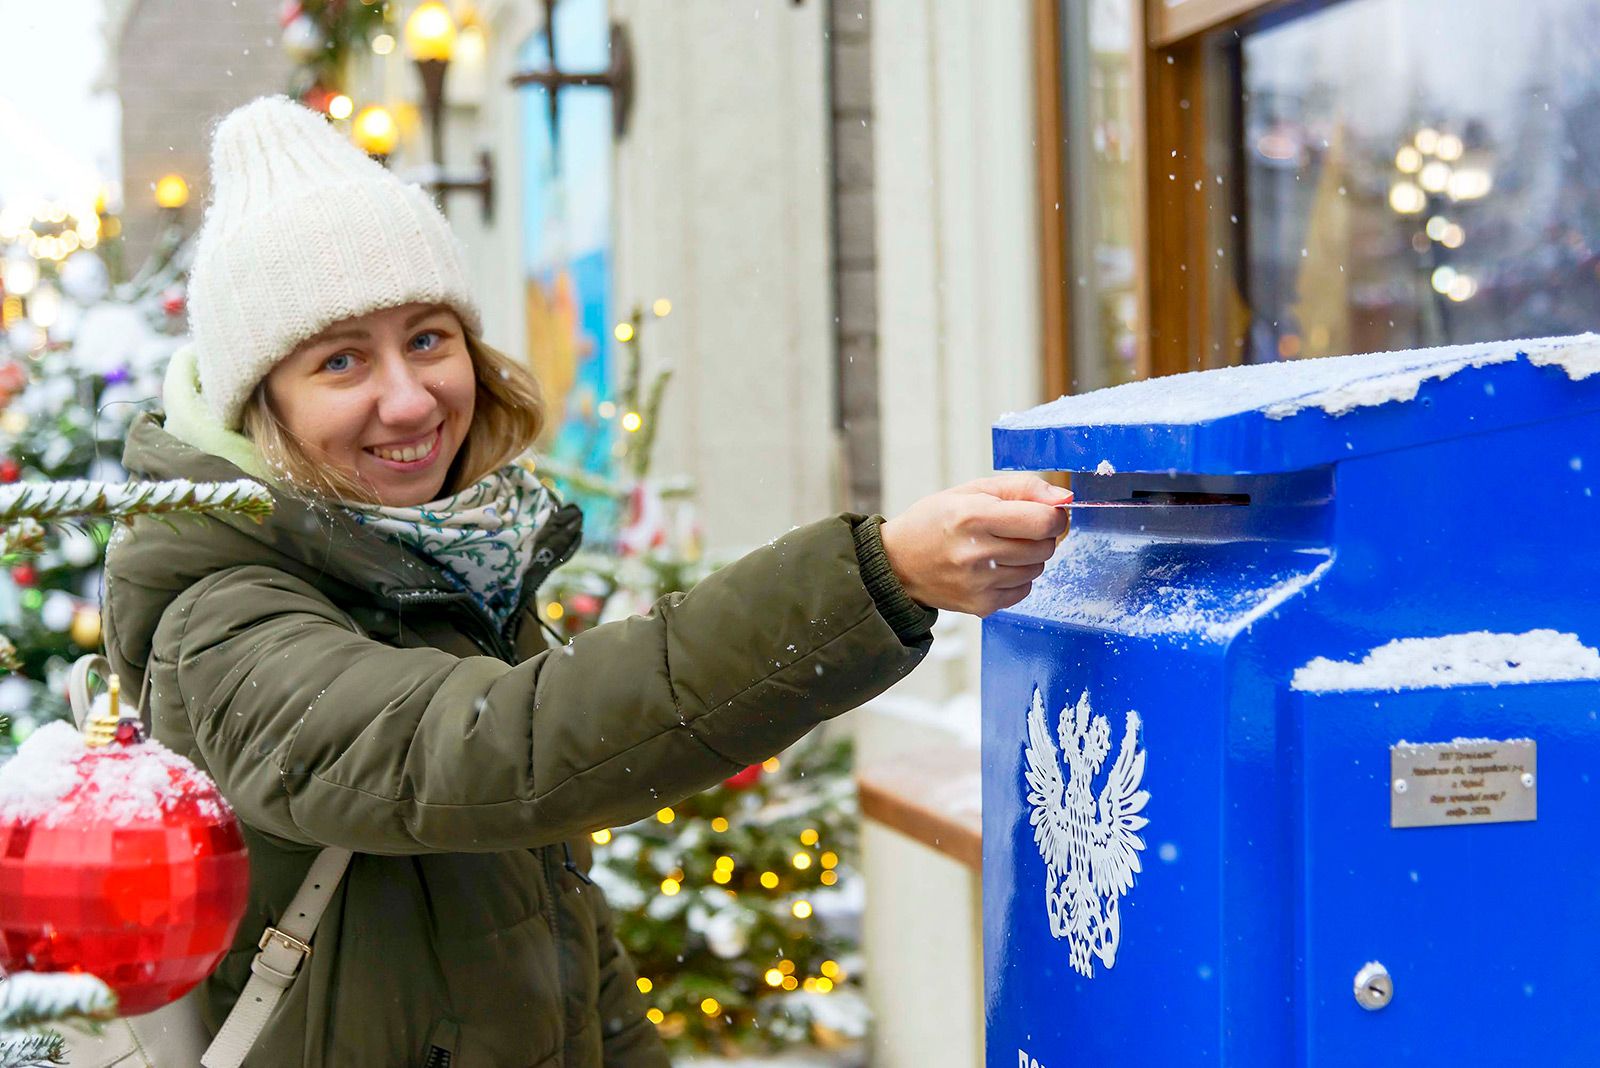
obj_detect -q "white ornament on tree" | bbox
[281,14,325,63]
[40,591,78,632]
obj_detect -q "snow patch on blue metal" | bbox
[997,334,1599,431]
[1011,532,1331,643]
[993,335,1600,475]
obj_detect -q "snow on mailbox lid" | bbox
[994,333,1600,475]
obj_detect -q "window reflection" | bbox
[1063,0,1140,389]
[1241,0,1600,363]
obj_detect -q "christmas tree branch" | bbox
[0,521,45,561]
[629,364,673,481]
[0,480,272,528]
[0,973,116,1030]
[0,637,18,674]
[0,1031,63,1068]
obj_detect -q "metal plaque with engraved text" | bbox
[1390,739,1536,829]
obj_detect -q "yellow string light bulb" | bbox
[614,322,635,343]
[816,977,834,993]
[621,412,643,433]
[711,817,729,833]
[792,900,813,919]
[655,807,675,824]
[591,829,611,845]
[820,960,840,979]
[759,871,779,890]
[799,828,819,846]
[715,856,735,871]
[762,757,781,773]
[820,870,838,886]
[652,298,672,318]
[403,1,457,61]
[782,975,798,991]
[546,602,565,621]
[765,968,784,987]
[636,977,652,994]
[712,869,731,885]
[352,105,399,157]
[154,174,189,210]
[820,851,838,869]
[778,959,796,975]
[700,998,720,1017]
[791,852,812,870]
[660,877,680,896]
[647,1008,664,1025]
[328,94,354,120]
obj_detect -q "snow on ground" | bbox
[1292,629,1600,692]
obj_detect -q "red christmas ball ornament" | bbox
[161,289,186,318]
[10,563,36,587]
[300,83,334,114]
[0,691,251,1015]
[0,458,19,483]
[723,764,764,791]
[569,593,602,617]
[0,361,27,393]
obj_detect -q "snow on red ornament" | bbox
[723,764,764,791]
[0,679,250,1015]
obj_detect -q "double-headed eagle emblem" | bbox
[1023,687,1149,977]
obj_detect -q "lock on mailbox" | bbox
[982,335,1600,1066]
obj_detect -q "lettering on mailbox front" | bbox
[1390,738,1536,829]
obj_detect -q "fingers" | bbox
[976,497,1069,542]
[983,535,1059,567]
[963,473,1072,506]
[975,582,1036,618]
[986,561,1047,587]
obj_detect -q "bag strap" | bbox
[68,654,111,730]
[201,845,353,1068]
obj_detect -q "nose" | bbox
[373,351,439,428]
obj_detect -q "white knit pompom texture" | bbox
[186,96,483,428]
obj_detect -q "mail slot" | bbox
[981,335,1600,1065]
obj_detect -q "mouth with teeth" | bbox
[364,426,443,470]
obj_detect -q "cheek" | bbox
[440,355,478,426]
[276,392,368,458]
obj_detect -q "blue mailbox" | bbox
[982,335,1600,1066]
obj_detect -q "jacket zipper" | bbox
[542,847,571,1064]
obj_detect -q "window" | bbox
[1238,0,1600,363]
[1044,0,1600,387]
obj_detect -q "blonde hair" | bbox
[242,332,545,504]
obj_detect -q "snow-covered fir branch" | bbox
[0,1031,63,1068]
[0,479,272,528]
[0,972,116,1029]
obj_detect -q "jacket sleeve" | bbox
[160,514,929,854]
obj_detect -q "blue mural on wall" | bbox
[519,0,616,528]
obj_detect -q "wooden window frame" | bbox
[1034,0,1298,388]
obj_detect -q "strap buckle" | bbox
[258,926,312,958]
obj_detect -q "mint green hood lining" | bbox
[162,344,272,480]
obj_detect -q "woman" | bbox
[103,97,1068,1067]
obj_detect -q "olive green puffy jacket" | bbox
[103,414,934,1067]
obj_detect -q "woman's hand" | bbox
[878,474,1071,617]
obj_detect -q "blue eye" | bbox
[323,353,354,373]
[410,330,442,352]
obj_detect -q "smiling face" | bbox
[262,302,476,507]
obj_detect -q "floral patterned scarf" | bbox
[347,463,556,630]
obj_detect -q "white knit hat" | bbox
[186,96,483,429]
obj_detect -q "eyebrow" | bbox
[303,304,452,347]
